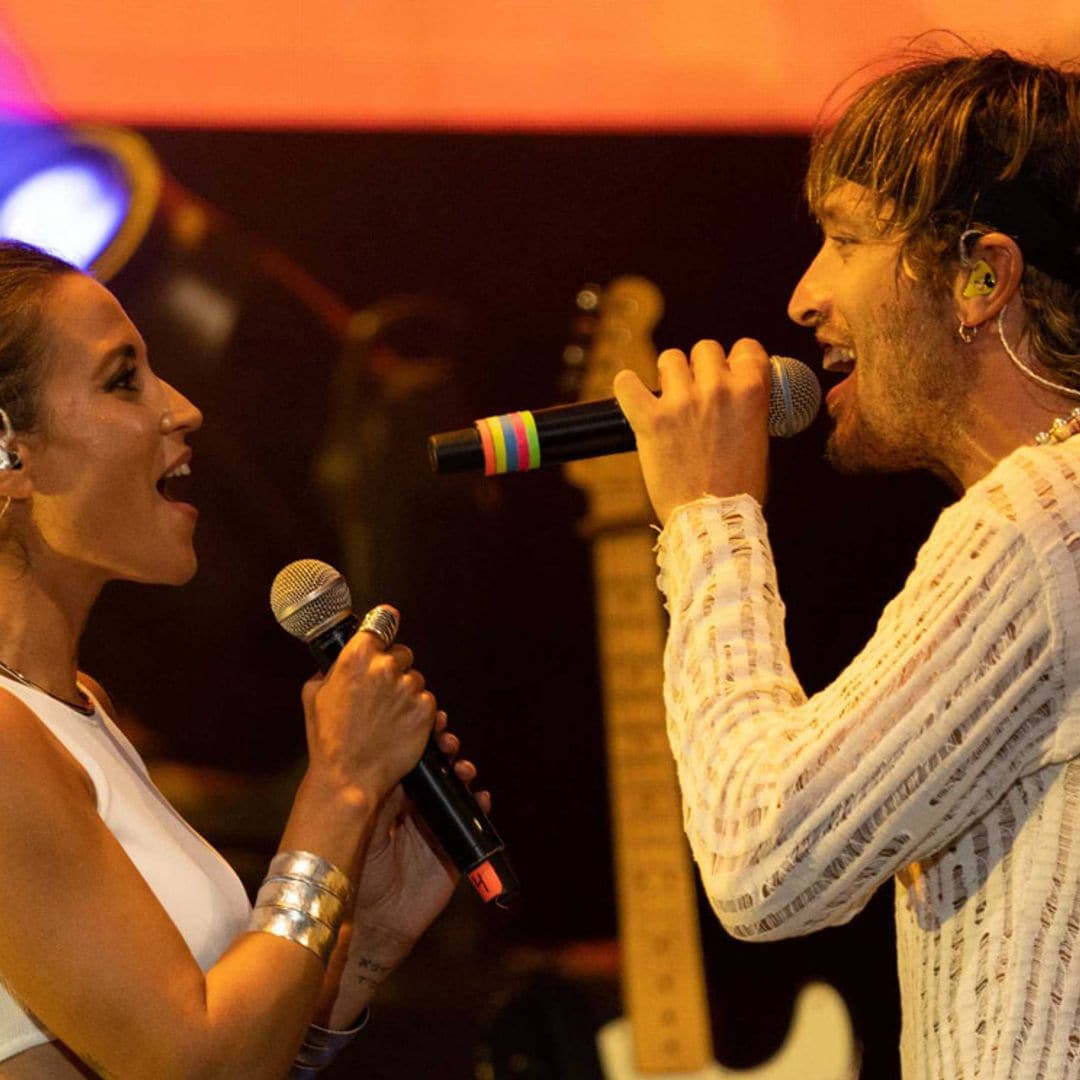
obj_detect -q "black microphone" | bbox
[269,559,518,907]
[427,354,820,475]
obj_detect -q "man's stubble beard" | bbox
[824,289,973,479]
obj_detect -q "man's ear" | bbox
[954,231,1024,329]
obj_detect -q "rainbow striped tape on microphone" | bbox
[474,410,541,475]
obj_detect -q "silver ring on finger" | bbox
[359,605,399,649]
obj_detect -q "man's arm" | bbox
[658,486,1061,941]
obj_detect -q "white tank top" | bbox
[0,674,252,1061]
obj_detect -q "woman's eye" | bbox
[106,365,139,393]
[829,234,858,250]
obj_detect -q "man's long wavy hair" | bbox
[807,46,1080,384]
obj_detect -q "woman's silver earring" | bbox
[0,409,21,471]
[958,320,978,345]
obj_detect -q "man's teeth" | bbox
[825,347,857,373]
[165,463,191,478]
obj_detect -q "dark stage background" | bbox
[79,130,949,1078]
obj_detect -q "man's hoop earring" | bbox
[958,320,978,345]
[0,409,21,471]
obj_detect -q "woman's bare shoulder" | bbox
[0,686,97,809]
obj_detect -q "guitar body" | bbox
[598,982,857,1080]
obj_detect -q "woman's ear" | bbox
[954,231,1024,329]
[0,420,33,502]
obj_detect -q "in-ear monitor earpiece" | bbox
[963,260,997,298]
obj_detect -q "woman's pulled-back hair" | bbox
[807,46,1080,384]
[0,240,78,433]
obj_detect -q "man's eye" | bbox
[829,234,858,249]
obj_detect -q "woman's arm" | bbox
[0,625,436,1079]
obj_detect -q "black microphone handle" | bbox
[310,613,517,906]
[429,396,634,474]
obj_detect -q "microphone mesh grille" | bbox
[270,559,353,641]
[768,356,821,438]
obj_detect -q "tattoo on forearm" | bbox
[354,955,392,988]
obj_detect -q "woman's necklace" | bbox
[0,658,95,716]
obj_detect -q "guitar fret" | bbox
[607,727,668,749]
[600,650,666,670]
[602,697,665,717]
[603,710,664,729]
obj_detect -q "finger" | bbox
[436,730,460,757]
[402,668,427,695]
[474,790,492,814]
[656,347,693,400]
[358,603,400,650]
[417,690,438,723]
[453,757,477,783]
[387,644,414,672]
[687,339,730,391]
[342,621,386,662]
[727,338,772,388]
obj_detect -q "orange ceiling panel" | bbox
[0,1,1077,131]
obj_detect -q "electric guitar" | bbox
[564,277,858,1080]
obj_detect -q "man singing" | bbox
[613,49,1080,1078]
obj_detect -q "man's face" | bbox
[787,182,972,482]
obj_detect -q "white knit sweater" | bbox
[657,441,1080,1079]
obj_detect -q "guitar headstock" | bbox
[564,276,663,529]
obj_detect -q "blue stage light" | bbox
[0,124,161,280]
[0,158,129,270]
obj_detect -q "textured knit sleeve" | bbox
[657,469,1070,942]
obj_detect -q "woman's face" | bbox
[20,272,203,586]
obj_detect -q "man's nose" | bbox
[787,251,829,327]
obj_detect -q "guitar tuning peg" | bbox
[557,371,583,401]
[575,284,602,313]
[562,343,587,368]
[559,342,586,392]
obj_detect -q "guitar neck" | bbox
[565,275,713,1073]
[592,524,715,1073]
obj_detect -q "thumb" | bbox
[613,369,656,433]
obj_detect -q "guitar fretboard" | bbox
[593,523,714,1073]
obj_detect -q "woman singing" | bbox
[0,240,476,1078]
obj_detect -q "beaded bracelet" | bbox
[247,850,353,965]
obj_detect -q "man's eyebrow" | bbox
[816,202,893,239]
[816,205,860,229]
[92,343,138,379]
